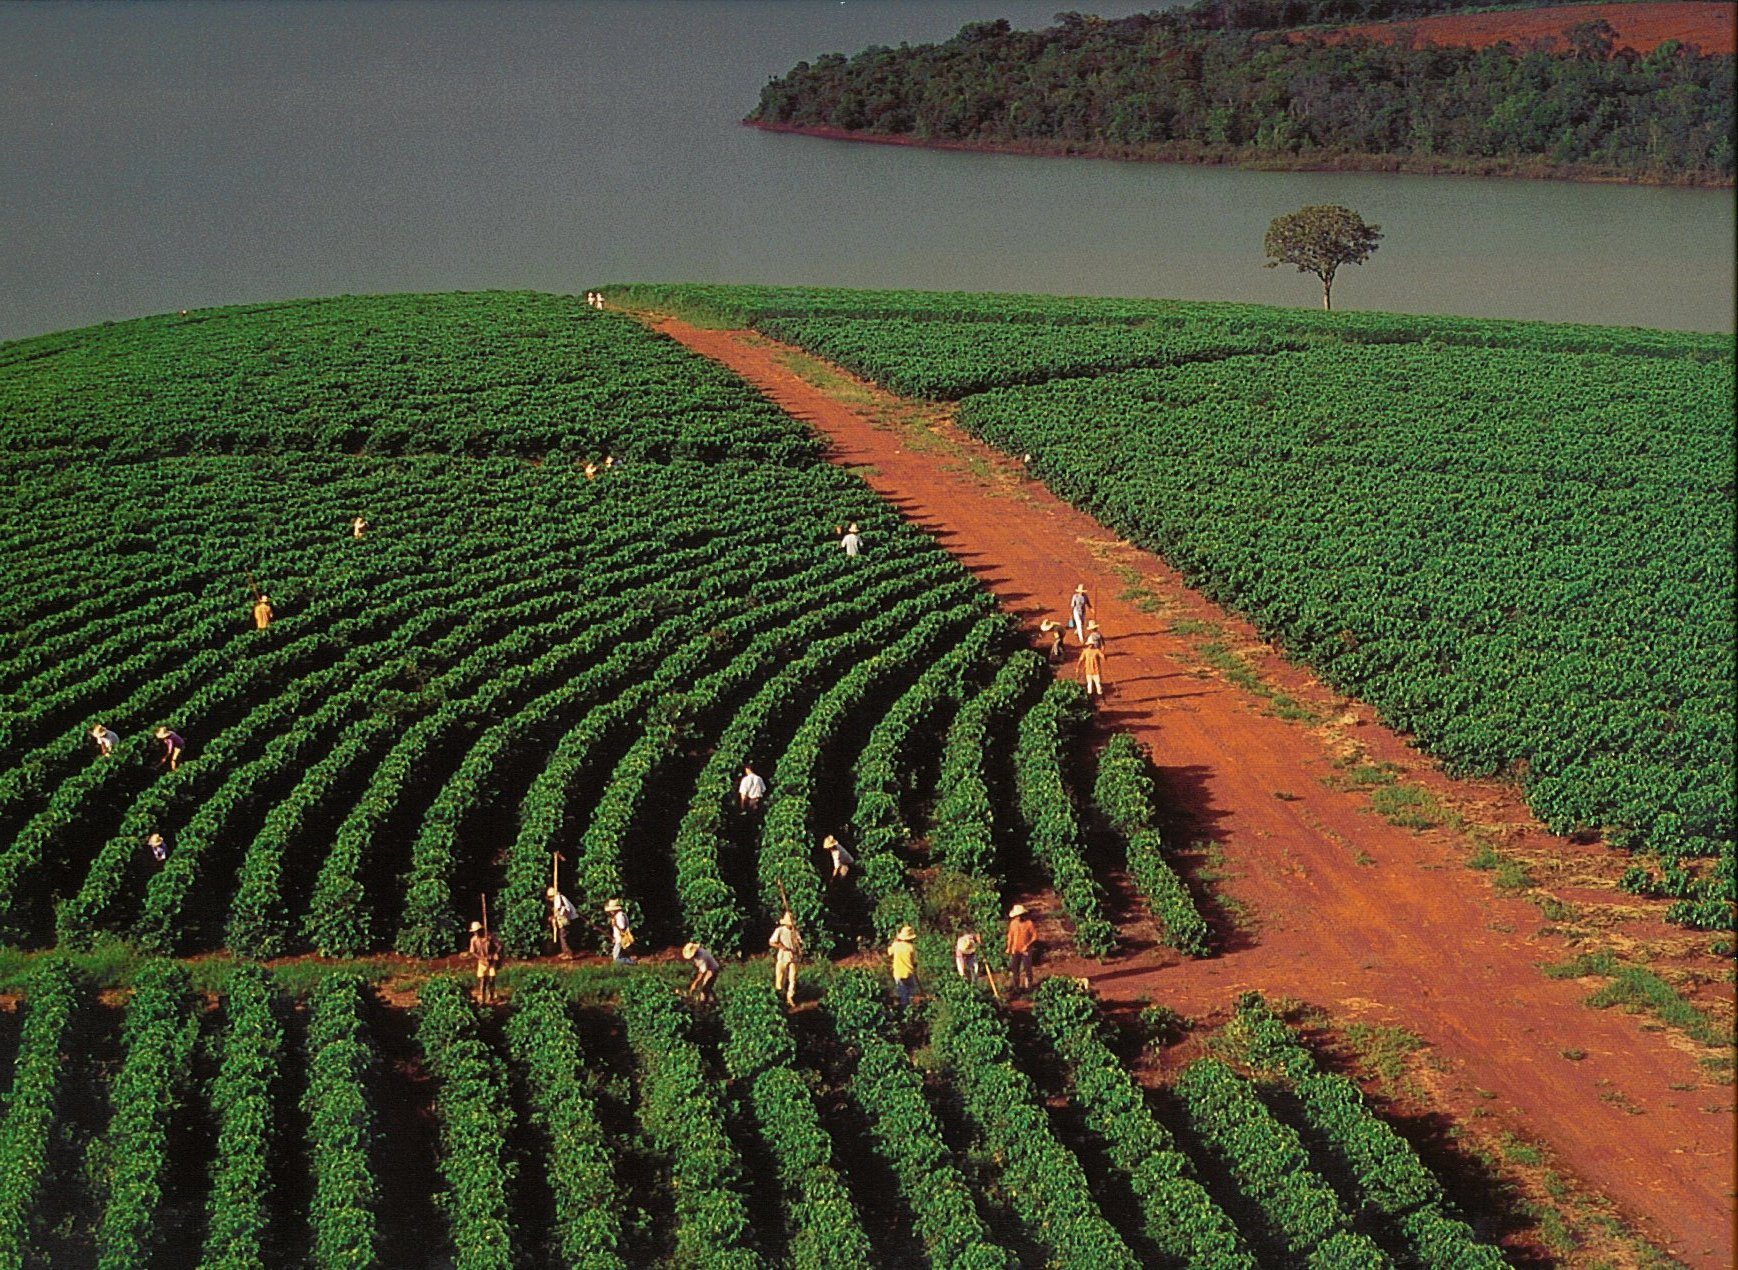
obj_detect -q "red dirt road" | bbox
[656,318,1736,1267]
[1316,1,1735,55]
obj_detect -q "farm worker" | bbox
[1078,642,1106,700]
[839,523,862,558]
[146,832,168,865]
[252,594,273,630]
[1069,584,1093,641]
[954,929,982,983]
[603,455,615,470]
[90,723,119,757]
[584,460,599,480]
[1005,904,1038,993]
[768,911,802,1008]
[468,921,504,1004]
[604,898,637,964]
[738,763,767,811]
[682,941,720,1003]
[351,515,367,538]
[821,833,854,880]
[154,726,185,771]
[888,925,920,1009]
[1084,620,1105,650]
[1039,619,1065,663]
[547,887,579,959]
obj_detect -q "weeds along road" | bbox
[651,315,1735,1269]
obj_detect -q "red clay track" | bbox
[1312,1,1735,55]
[656,318,1736,1267]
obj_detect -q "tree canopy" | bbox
[1263,205,1383,309]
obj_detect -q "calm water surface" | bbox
[2,0,1732,341]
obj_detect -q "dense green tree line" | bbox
[748,8,1734,182]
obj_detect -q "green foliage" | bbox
[303,974,380,1270]
[1263,205,1383,310]
[1092,734,1213,956]
[822,971,1013,1268]
[746,13,1735,182]
[415,977,518,1269]
[200,964,285,1269]
[1031,979,1255,1268]
[0,956,84,1270]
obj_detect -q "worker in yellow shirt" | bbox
[889,924,920,1009]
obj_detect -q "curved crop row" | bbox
[822,971,1012,1269]
[1030,978,1255,1269]
[200,963,285,1270]
[1012,680,1117,956]
[1091,733,1212,956]
[925,971,1140,1268]
[303,974,380,1270]
[718,976,875,1270]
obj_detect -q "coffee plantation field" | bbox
[615,284,1736,929]
[0,957,1507,1269]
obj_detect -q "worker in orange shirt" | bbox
[1078,640,1106,700]
[1005,903,1038,993]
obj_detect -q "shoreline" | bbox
[744,119,1735,189]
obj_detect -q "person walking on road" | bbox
[1078,641,1106,700]
[1084,620,1105,650]
[738,763,767,811]
[1069,584,1093,642]
[604,898,637,964]
[154,726,185,771]
[889,925,920,1009]
[90,723,119,757]
[1005,904,1038,993]
[682,941,720,1003]
[468,920,504,1004]
[252,594,274,630]
[547,887,579,959]
[839,523,863,558]
[954,929,982,983]
[768,911,803,1008]
[820,833,855,880]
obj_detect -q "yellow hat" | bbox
[682,942,701,959]
[895,925,917,941]
[779,911,796,927]
[1009,904,1027,917]
[604,899,623,913]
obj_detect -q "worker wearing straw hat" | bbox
[682,941,720,1003]
[546,887,578,959]
[1005,903,1038,993]
[603,898,636,964]
[1068,584,1093,642]
[889,924,920,1009]
[468,920,503,1004]
[768,910,803,1008]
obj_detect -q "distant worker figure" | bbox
[252,594,273,630]
[768,911,803,1008]
[154,726,185,771]
[1039,619,1065,663]
[351,516,368,539]
[604,898,637,964]
[146,832,169,865]
[1084,620,1105,650]
[1069,585,1093,642]
[839,523,862,558]
[1078,642,1106,700]
[90,723,119,757]
[821,833,855,880]
[889,925,920,1009]
[738,763,767,812]
[1006,903,1038,993]
[468,920,504,1004]
[584,461,599,480]
[547,886,579,959]
[682,941,720,1003]
[954,929,982,983]
[603,454,615,470]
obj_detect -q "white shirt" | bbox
[739,771,767,800]
[840,532,861,557]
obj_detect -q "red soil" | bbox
[655,317,1736,1267]
[1310,1,1735,55]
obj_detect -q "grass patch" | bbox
[1368,782,1442,830]
[1500,1132,1546,1167]
[1543,951,1728,1048]
[1493,856,1533,892]
[1170,618,1223,639]
[1343,1020,1429,1089]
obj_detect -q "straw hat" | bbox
[894,925,917,941]
[847,523,859,533]
[469,921,483,933]
[821,834,839,850]
[154,726,170,738]
[682,942,701,959]
[1074,584,1087,593]
[1087,620,1100,630]
[779,911,796,927]
[604,899,623,913]
[545,887,559,898]
[1008,904,1028,917]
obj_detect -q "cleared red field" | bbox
[1312,1,1735,54]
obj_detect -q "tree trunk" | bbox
[1322,278,1333,310]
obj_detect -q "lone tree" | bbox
[1264,204,1383,311]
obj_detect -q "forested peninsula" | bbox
[747,3,1735,184]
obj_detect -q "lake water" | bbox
[2,0,1732,342]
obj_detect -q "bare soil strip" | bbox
[652,317,1736,1268]
[1316,1,1735,55]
